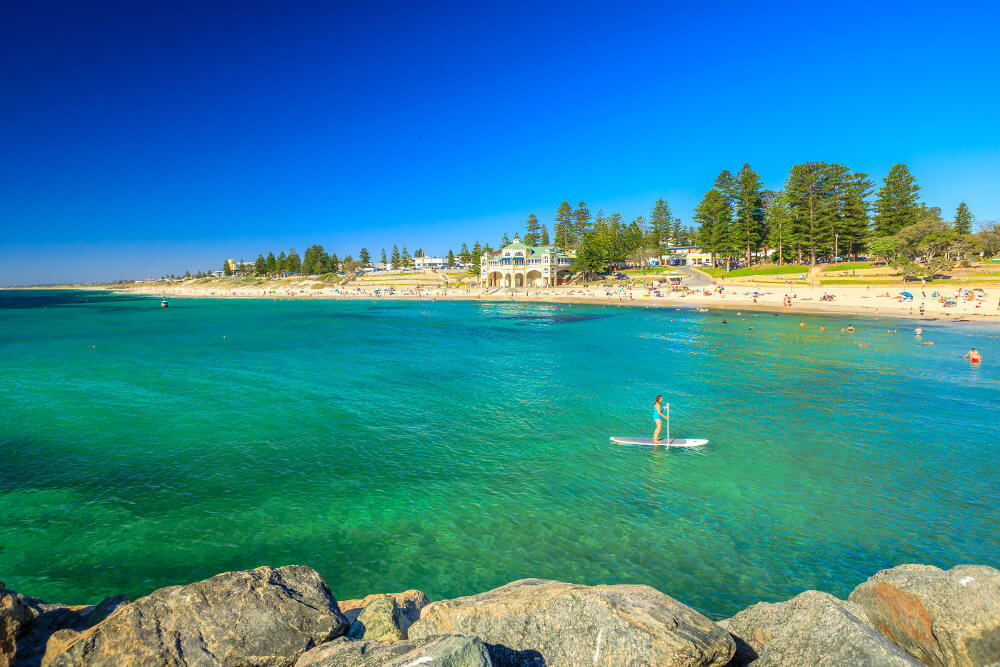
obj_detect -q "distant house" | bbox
[480,236,576,287]
[226,258,255,274]
[661,246,713,267]
[211,270,225,278]
[414,256,448,270]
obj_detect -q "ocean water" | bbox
[1,289,998,619]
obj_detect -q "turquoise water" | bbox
[2,289,998,619]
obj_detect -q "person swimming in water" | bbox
[964,348,982,363]
[652,395,669,444]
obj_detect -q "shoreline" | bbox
[43,282,1000,328]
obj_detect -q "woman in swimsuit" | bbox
[652,395,669,444]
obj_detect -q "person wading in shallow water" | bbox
[652,395,669,444]
[964,348,983,363]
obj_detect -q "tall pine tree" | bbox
[731,164,765,265]
[954,202,973,235]
[648,199,672,251]
[540,225,550,245]
[693,189,730,267]
[873,164,921,236]
[554,202,574,247]
[785,163,840,265]
[524,214,541,245]
[839,171,874,259]
[765,193,793,264]
[572,202,591,242]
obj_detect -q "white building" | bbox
[661,246,714,267]
[413,256,448,270]
[480,237,576,287]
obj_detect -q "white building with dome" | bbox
[480,237,577,287]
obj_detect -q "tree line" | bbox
[208,162,992,281]
[690,162,989,271]
[223,242,490,277]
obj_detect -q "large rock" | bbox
[338,590,428,633]
[408,578,734,666]
[295,635,492,666]
[722,590,919,666]
[1,582,128,667]
[346,595,405,642]
[849,563,1000,667]
[1,585,34,665]
[44,565,349,666]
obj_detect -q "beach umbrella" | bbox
[900,291,914,298]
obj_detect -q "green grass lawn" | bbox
[704,265,805,278]
[821,261,875,272]
[818,279,903,285]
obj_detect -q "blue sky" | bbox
[2,0,999,284]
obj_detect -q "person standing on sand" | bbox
[652,395,669,444]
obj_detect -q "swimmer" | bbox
[858,343,868,348]
[847,325,855,333]
[914,327,922,336]
[920,341,934,346]
[819,325,825,331]
[963,348,982,363]
[799,321,806,327]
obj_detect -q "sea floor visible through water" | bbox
[1,289,998,619]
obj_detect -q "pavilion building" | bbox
[480,237,576,287]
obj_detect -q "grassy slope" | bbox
[704,266,805,278]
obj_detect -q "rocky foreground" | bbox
[2,563,998,666]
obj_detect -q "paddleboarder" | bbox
[653,395,669,444]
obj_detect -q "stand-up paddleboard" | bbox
[611,437,707,448]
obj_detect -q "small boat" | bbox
[161,295,169,308]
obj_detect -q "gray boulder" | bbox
[1,582,129,667]
[722,590,919,665]
[77,595,129,628]
[1,584,34,665]
[408,578,734,666]
[849,563,1000,667]
[338,590,428,633]
[44,565,349,666]
[295,635,492,666]
[346,595,405,641]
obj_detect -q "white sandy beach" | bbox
[93,278,1000,324]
